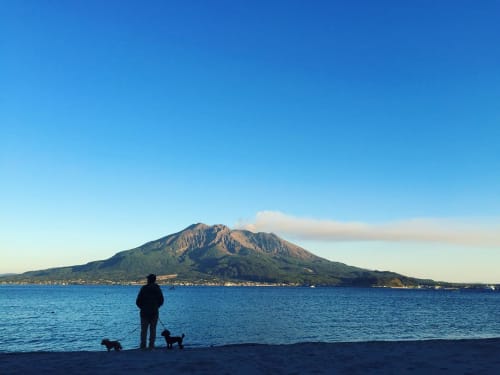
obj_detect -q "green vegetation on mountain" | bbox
[3,224,434,286]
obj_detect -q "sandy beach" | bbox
[1,338,499,374]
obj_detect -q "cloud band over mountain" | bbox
[238,211,500,248]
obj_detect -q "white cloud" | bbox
[236,211,500,247]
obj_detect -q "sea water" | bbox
[1,285,499,352]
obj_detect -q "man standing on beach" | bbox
[136,274,164,350]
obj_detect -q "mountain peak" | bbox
[212,224,231,232]
[185,223,210,231]
[184,223,230,232]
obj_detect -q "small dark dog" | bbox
[161,329,185,349]
[101,338,122,351]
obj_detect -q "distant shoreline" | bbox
[1,280,498,291]
[1,338,500,374]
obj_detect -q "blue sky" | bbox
[1,1,499,283]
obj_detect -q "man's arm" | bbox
[158,287,164,307]
[136,288,144,308]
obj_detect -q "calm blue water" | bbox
[1,285,499,352]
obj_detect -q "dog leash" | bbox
[112,319,167,344]
[116,325,140,342]
[158,317,168,330]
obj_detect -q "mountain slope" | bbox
[4,224,429,286]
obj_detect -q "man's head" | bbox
[147,274,156,284]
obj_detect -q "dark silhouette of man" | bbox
[136,274,164,349]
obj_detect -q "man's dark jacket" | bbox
[136,283,164,317]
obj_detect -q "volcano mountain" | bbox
[4,223,431,286]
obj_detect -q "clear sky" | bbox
[1,1,499,283]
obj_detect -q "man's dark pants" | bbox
[140,311,158,349]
